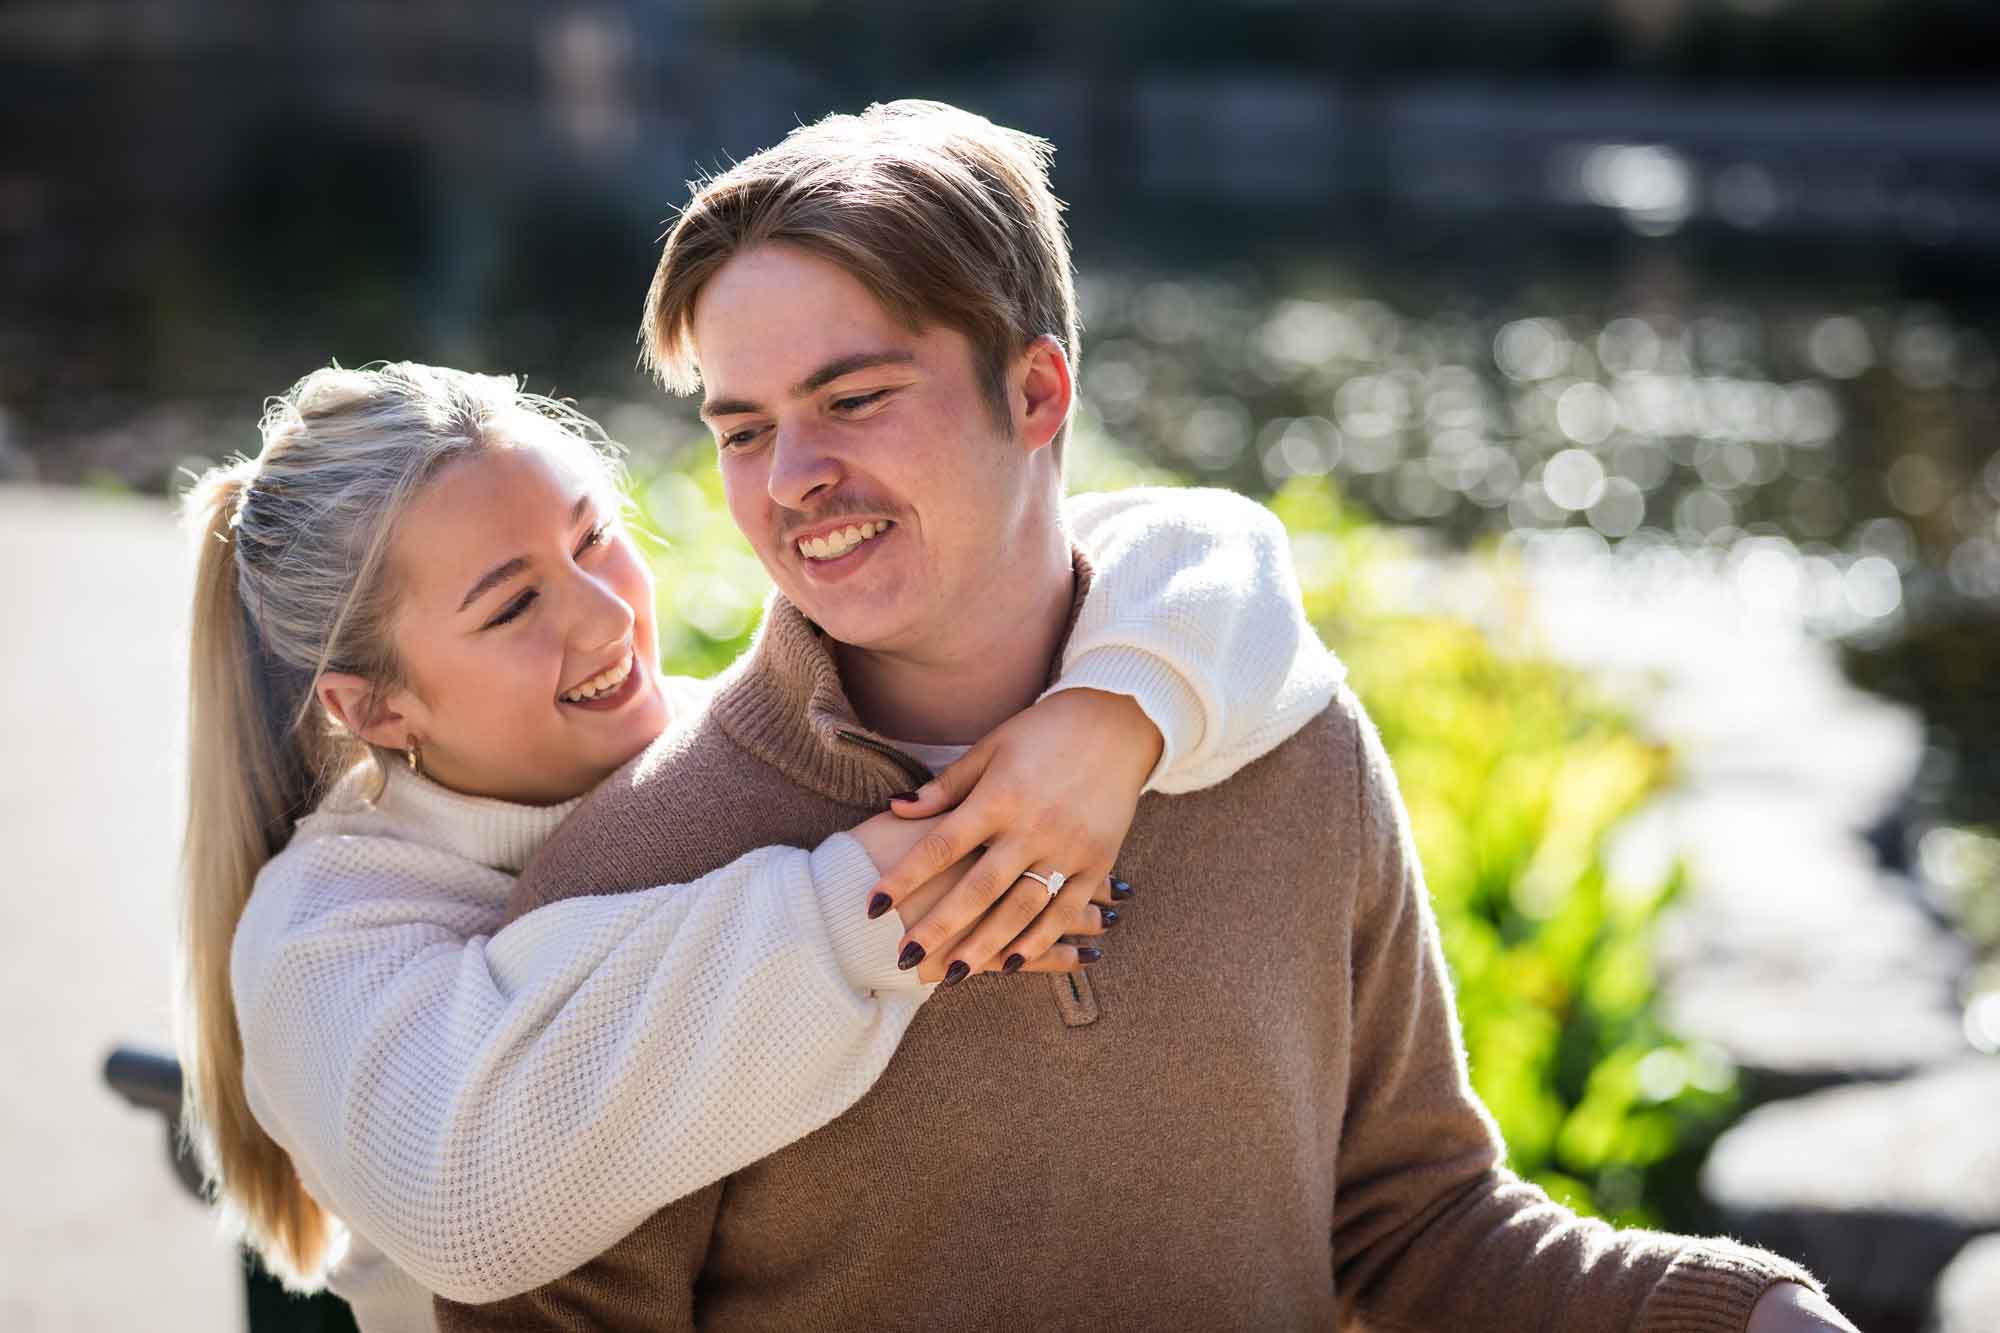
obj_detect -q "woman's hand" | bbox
[865,687,1161,981]
[850,811,1111,984]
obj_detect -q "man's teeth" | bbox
[560,656,631,703]
[799,520,889,561]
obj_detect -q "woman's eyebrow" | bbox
[455,496,593,612]
[458,557,529,614]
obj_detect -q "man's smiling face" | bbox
[693,242,1036,656]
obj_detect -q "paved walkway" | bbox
[0,486,239,1331]
[1495,537,1988,1329]
[1499,540,1954,1087]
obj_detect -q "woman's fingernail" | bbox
[1002,953,1026,974]
[1100,908,1119,928]
[897,941,926,971]
[866,892,892,920]
[1109,877,1134,900]
[1076,946,1103,964]
[888,791,921,803]
[942,960,970,986]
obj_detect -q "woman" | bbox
[184,363,1341,1330]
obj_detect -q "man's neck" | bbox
[833,524,1074,746]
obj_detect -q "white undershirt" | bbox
[890,740,973,775]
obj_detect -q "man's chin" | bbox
[784,590,910,652]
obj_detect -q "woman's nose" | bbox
[766,425,843,510]
[572,566,636,654]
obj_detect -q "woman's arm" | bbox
[1058,485,1344,792]
[232,829,922,1303]
[872,485,1346,967]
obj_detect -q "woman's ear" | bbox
[317,671,414,750]
[1014,334,1074,455]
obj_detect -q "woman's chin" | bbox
[599,671,672,768]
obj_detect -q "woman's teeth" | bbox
[799,520,889,562]
[560,655,631,703]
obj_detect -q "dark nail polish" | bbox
[942,960,970,986]
[1099,908,1119,928]
[866,892,892,920]
[1109,877,1134,900]
[897,940,926,971]
[888,790,921,803]
[1002,953,1026,974]
[1076,946,1103,964]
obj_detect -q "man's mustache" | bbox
[776,494,905,542]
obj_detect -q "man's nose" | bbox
[766,424,843,510]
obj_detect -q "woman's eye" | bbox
[485,589,536,629]
[576,521,612,555]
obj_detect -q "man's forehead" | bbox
[692,244,916,377]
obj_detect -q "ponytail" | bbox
[172,361,624,1288]
[177,463,335,1286]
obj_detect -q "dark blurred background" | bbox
[5,0,1999,815]
[5,2,2000,1329]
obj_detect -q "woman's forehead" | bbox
[394,444,607,605]
[423,442,582,514]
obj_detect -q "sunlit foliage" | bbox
[1270,474,1737,1226]
[1920,823,2000,1055]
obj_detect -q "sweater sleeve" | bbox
[1329,688,1824,1331]
[1056,486,1344,794]
[232,829,924,1305]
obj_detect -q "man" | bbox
[440,100,1852,1331]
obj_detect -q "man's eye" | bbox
[719,425,765,450]
[833,389,890,413]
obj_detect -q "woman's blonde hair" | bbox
[177,362,618,1286]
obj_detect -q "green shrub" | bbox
[1271,475,1737,1227]
[628,447,770,679]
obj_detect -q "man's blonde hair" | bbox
[642,99,1078,443]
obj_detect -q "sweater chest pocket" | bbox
[1050,968,1099,1027]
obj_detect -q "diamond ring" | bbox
[1019,869,1066,900]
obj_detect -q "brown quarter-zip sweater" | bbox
[438,556,1820,1332]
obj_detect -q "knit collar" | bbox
[709,546,1097,806]
[325,761,584,875]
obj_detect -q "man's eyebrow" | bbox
[700,349,918,422]
[793,349,916,396]
[700,395,757,422]
[456,495,593,613]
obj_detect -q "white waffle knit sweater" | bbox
[230,486,1345,1332]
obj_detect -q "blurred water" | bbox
[12,225,1999,829]
[1072,266,1999,630]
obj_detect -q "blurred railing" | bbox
[103,1044,204,1200]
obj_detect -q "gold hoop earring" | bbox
[405,739,422,777]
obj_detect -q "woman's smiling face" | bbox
[368,431,668,805]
